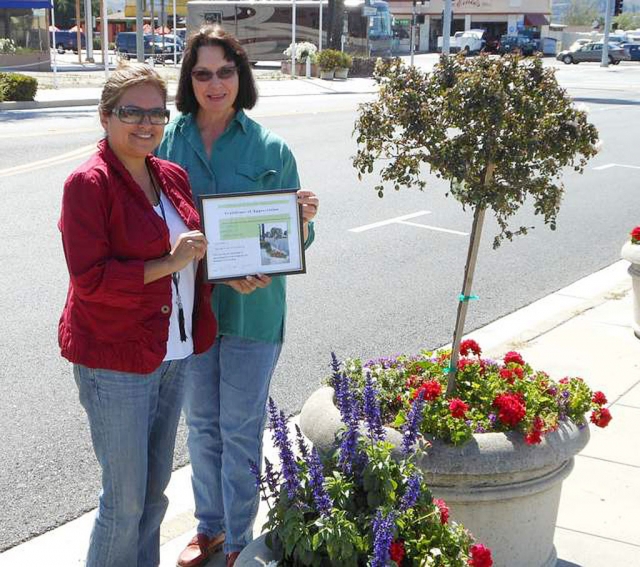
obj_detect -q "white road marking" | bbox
[593,163,640,171]
[349,211,468,236]
[398,220,469,236]
[0,143,95,179]
[349,211,432,233]
[0,126,99,140]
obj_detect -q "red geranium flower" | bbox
[457,358,476,372]
[592,391,607,406]
[499,368,515,384]
[469,543,493,567]
[413,380,442,401]
[631,226,640,244]
[449,398,469,419]
[503,351,524,366]
[525,429,542,445]
[389,540,406,564]
[493,393,526,427]
[434,498,450,524]
[513,366,524,379]
[590,407,612,428]
[460,339,482,357]
[559,377,570,384]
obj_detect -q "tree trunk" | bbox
[446,163,495,396]
[326,0,344,50]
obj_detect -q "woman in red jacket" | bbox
[58,62,216,567]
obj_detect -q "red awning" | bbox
[524,14,549,27]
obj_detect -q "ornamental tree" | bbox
[353,55,599,395]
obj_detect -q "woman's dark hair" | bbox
[176,25,257,115]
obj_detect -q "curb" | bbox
[0,93,177,111]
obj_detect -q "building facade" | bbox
[387,0,551,52]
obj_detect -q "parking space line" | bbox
[593,163,640,171]
[398,221,468,236]
[349,211,468,236]
[349,211,431,233]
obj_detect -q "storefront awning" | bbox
[0,0,53,8]
[524,14,549,27]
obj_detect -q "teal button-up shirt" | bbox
[157,110,314,343]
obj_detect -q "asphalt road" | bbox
[1,62,639,552]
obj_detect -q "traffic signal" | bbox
[614,0,623,16]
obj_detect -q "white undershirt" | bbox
[153,193,195,361]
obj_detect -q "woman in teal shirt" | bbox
[157,26,318,567]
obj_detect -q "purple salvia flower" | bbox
[363,370,385,442]
[338,407,361,474]
[400,473,422,511]
[264,458,280,493]
[295,424,309,459]
[248,460,262,489]
[371,510,395,567]
[488,413,498,427]
[474,424,487,433]
[307,447,332,516]
[401,391,425,454]
[267,398,300,499]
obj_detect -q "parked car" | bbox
[568,38,591,51]
[49,30,86,54]
[498,35,538,56]
[621,42,640,61]
[556,42,630,65]
[116,32,181,62]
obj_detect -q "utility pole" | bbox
[442,0,452,54]
[75,0,82,63]
[601,0,613,66]
[136,0,144,62]
[410,0,416,65]
[84,0,93,61]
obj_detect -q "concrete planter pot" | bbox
[621,241,640,338]
[280,60,317,77]
[334,67,349,80]
[300,386,590,567]
[236,533,275,566]
[318,68,334,80]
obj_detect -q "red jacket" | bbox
[58,139,216,374]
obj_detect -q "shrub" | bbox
[0,72,38,102]
[316,48,342,71]
[337,51,353,69]
[349,56,394,78]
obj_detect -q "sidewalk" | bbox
[0,71,378,111]
[0,260,638,566]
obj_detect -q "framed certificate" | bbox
[198,189,306,283]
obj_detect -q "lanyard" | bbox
[147,163,188,342]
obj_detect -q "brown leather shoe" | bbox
[176,532,225,567]
[225,551,240,567]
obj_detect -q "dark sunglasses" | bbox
[112,106,170,125]
[191,66,238,82]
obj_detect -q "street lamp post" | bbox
[84,0,94,62]
[442,0,452,54]
[410,0,416,65]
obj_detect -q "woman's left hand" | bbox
[297,190,319,223]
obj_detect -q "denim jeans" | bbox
[184,336,282,554]
[74,359,189,567]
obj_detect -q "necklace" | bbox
[146,162,188,343]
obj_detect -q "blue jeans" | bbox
[74,359,189,567]
[184,336,282,554]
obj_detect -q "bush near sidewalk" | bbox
[0,72,38,102]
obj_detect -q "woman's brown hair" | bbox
[176,25,258,115]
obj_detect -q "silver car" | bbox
[557,42,630,65]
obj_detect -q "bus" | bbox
[186,0,393,60]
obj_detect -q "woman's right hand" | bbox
[225,274,272,294]
[168,230,208,272]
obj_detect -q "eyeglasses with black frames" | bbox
[112,106,170,125]
[191,65,238,82]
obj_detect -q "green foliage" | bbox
[337,51,353,69]
[614,13,640,30]
[353,55,600,248]
[0,72,38,102]
[316,49,342,71]
[564,0,599,26]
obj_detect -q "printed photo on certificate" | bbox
[198,189,306,282]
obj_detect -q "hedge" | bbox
[0,72,38,102]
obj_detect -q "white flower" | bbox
[574,103,589,114]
